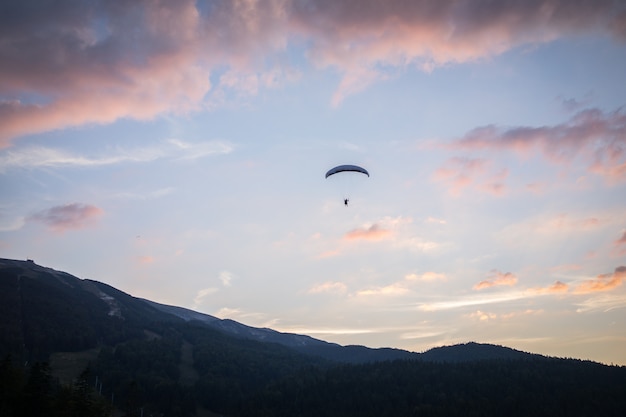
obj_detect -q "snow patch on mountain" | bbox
[99,291,122,318]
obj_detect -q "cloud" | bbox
[290,0,626,105]
[419,291,527,311]
[343,216,411,242]
[335,216,441,256]
[27,203,103,232]
[214,307,242,319]
[474,270,518,290]
[575,293,626,313]
[191,271,234,308]
[213,307,271,325]
[527,281,569,295]
[356,282,410,297]
[433,157,508,196]
[574,266,625,294]
[0,139,233,172]
[467,308,545,321]
[616,231,626,245]
[356,271,446,298]
[219,270,234,287]
[168,139,235,160]
[419,267,623,312]
[393,237,441,253]
[468,310,498,321]
[344,223,392,241]
[0,0,285,145]
[399,330,448,340]
[337,216,440,254]
[405,272,447,282]
[308,281,348,295]
[192,287,219,310]
[451,108,626,183]
[2,1,625,143]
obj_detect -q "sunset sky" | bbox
[1,0,625,365]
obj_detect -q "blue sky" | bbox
[1,0,625,365]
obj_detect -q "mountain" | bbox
[0,257,416,364]
[144,299,421,363]
[420,341,533,362]
[2,258,625,417]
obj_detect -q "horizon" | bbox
[1,0,625,366]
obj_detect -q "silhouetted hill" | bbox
[420,341,533,362]
[0,258,416,364]
[2,258,625,416]
[0,258,182,361]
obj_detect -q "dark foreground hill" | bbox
[1,258,625,416]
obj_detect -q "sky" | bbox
[1,0,626,366]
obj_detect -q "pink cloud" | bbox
[0,0,287,146]
[574,266,626,294]
[433,157,509,196]
[452,108,626,183]
[357,282,409,297]
[289,1,625,105]
[28,203,103,232]
[615,231,626,245]
[528,281,569,295]
[344,224,392,241]
[474,270,518,290]
[2,1,625,144]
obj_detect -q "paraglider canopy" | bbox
[325,164,370,178]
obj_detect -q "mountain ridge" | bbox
[0,257,538,364]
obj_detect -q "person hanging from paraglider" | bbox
[325,164,369,207]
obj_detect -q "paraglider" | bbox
[325,164,370,179]
[325,165,369,206]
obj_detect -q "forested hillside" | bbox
[1,258,625,416]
